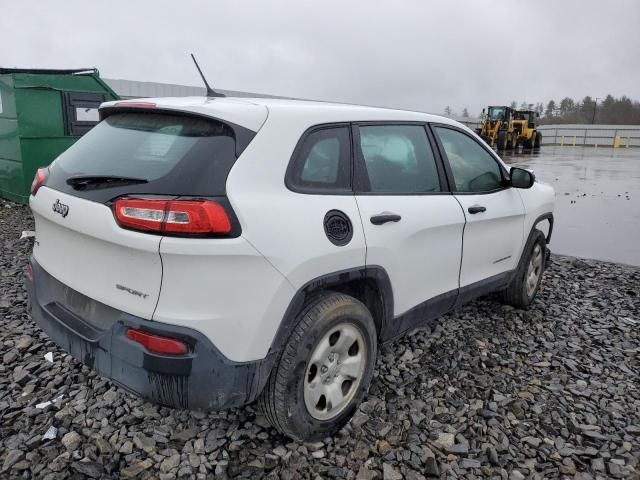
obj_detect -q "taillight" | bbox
[126,328,188,355]
[25,264,33,280]
[113,198,232,236]
[31,168,48,196]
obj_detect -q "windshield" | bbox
[48,112,244,199]
[487,107,506,121]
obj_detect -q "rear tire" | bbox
[500,230,546,309]
[259,293,377,441]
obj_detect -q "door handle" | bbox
[370,213,402,225]
[468,205,486,214]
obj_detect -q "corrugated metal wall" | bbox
[537,124,640,147]
[104,78,285,100]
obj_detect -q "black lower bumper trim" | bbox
[25,257,275,410]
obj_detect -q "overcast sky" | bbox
[3,0,639,116]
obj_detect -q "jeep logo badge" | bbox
[52,199,69,218]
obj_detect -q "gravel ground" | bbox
[1,200,639,480]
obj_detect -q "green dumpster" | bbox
[0,68,119,204]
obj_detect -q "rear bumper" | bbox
[25,257,276,410]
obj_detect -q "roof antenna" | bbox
[190,53,225,98]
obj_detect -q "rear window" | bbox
[48,112,244,199]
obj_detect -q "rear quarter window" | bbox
[286,125,351,194]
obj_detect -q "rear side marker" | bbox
[126,328,188,355]
[113,198,231,236]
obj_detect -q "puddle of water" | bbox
[501,146,640,266]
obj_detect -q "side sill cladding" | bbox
[268,266,394,354]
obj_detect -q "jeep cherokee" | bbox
[26,96,554,440]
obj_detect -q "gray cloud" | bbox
[2,0,639,116]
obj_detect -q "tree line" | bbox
[540,95,640,125]
[447,94,640,125]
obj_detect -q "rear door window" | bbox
[355,124,442,193]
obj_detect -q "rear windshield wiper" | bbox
[66,175,148,191]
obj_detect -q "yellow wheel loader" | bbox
[476,106,542,150]
[512,110,542,149]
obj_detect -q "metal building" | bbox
[104,78,284,100]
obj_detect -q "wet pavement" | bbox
[501,146,640,266]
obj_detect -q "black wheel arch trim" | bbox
[268,266,394,355]
[515,213,554,275]
[533,212,554,244]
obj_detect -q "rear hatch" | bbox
[30,104,262,321]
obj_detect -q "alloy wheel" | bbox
[526,244,543,298]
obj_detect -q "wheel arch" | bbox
[268,266,393,355]
[516,213,553,273]
[533,212,554,245]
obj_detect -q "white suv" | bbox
[26,97,554,440]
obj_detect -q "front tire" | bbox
[524,134,534,149]
[497,131,507,150]
[259,293,377,441]
[534,131,542,148]
[506,134,514,150]
[500,230,547,308]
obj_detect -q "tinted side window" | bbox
[357,125,441,193]
[287,126,351,192]
[434,127,504,193]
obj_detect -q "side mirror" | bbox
[510,167,535,189]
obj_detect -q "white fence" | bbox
[536,124,640,147]
[454,122,640,148]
